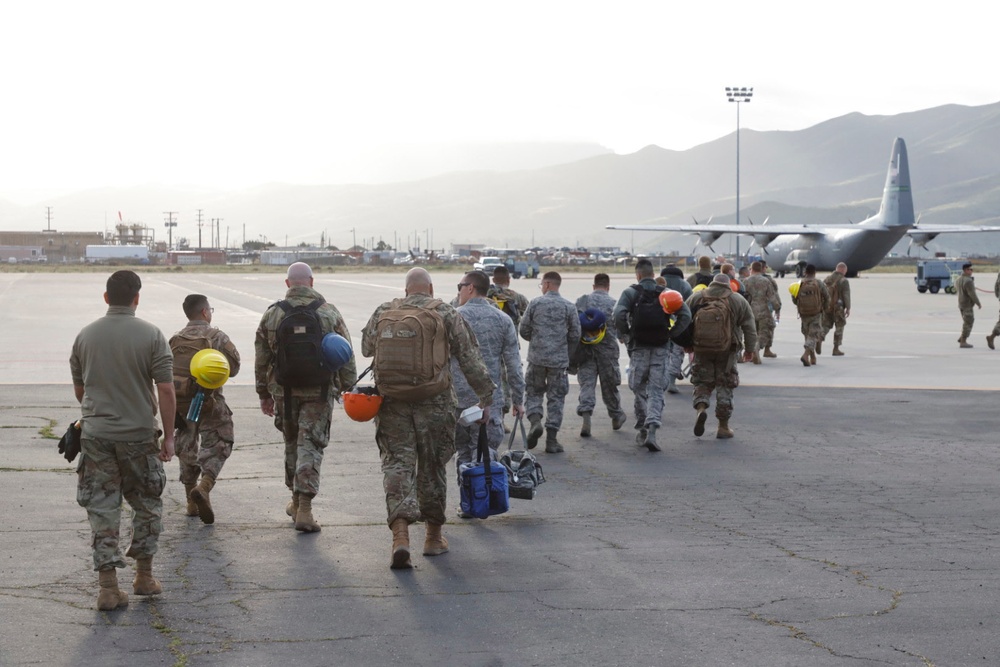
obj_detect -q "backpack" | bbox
[797,279,823,317]
[692,293,733,355]
[696,272,714,287]
[169,330,214,406]
[487,285,520,325]
[374,298,451,402]
[629,284,671,346]
[274,299,330,390]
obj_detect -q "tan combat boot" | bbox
[809,349,817,365]
[815,339,822,355]
[800,350,811,367]
[763,347,777,358]
[97,568,129,611]
[959,337,973,349]
[133,557,162,596]
[717,418,734,439]
[294,494,321,533]
[389,518,412,569]
[694,405,708,437]
[752,350,762,365]
[987,334,996,350]
[580,412,592,437]
[286,491,300,520]
[423,522,449,556]
[189,473,216,524]
[832,345,844,356]
[184,483,199,517]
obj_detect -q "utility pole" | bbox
[45,206,54,232]
[211,218,223,248]
[196,209,204,248]
[163,211,178,251]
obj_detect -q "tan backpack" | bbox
[169,330,213,407]
[374,298,451,402]
[797,279,823,317]
[693,293,733,355]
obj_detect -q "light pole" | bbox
[726,86,753,262]
[163,211,178,251]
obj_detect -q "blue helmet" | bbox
[321,333,353,371]
[579,308,606,332]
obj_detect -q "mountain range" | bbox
[3,101,999,256]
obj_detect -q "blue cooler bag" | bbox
[460,423,510,519]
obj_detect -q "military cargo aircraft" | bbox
[608,138,1000,276]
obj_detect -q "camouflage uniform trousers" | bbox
[799,314,825,352]
[273,395,332,498]
[453,404,505,486]
[524,363,569,431]
[628,345,669,428]
[376,391,457,526]
[821,306,848,347]
[77,437,166,571]
[960,307,975,339]
[665,341,685,382]
[176,395,234,485]
[576,345,626,421]
[754,311,777,350]
[691,351,740,420]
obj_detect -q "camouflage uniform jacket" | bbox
[254,285,357,400]
[823,272,851,312]
[743,273,781,318]
[170,319,242,405]
[519,289,581,368]
[361,292,494,406]
[452,296,524,410]
[687,282,758,353]
[956,274,980,309]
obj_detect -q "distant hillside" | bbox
[2,103,1000,256]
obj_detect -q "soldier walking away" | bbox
[791,264,830,366]
[488,265,529,429]
[574,273,627,436]
[69,270,176,610]
[687,273,757,439]
[453,270,525,516]
[955,263,981,348]
[988,269,1000,350]
[686,255,714,289]
[614,259,692,452]
[170,294,241,524]
[255,262,357,533]
[821,262,851,356]
[519,271,581,453]
[362,267,494,568]
[743,261,781,362]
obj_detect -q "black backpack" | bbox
[487,285,521,325]
[274,299,329,390]
[629,284,670,346]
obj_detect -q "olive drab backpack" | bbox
[692,293,733,355]
[796,279,823,317]
[169,330,214,406]
[629,284,671,346]
[487,285,521,325]
[274,299,330,390]
[374,298,451,402]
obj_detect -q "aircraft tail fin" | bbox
[877,137,915,228]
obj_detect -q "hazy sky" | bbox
[1,1,996,204]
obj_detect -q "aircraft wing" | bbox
[605,223,845,236]
[906,224,1000,249]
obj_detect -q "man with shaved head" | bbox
[255,262,357,534]
[363,267,494,569]
[821,262,851,356]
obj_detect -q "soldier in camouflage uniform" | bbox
[687,273,758,439]
[574,273,627,436]
[743,261,781,362]
[452,271,525,512]
[490,266,529,421]
[955,263,981,348]
[660,265,693,393]
[988,269,1000,350]
[170,294,241,525]
[614,259,692,452]
[255,263,357,533]
[821,262,851,356]
[792,264,830,366]
[519,271,581,453]
[362,267,494,568]
[70,270,176,610]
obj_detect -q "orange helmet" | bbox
[658,289,683,314]
[730,279,741,293]
[343,388,382,422]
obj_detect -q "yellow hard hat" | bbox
[190,349,230,389]
[692,283,707,293]
[788,281,800,298]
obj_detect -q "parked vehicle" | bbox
[914,260,966,294]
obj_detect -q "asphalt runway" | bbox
[1,269,999,666]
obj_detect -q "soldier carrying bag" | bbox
[692,294,733,355]
[459,423,510,519]
[796,279,823,317]
[373,298,451,402]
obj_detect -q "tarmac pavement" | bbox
[2,270,999,666]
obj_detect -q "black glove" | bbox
[57,421,82,463]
